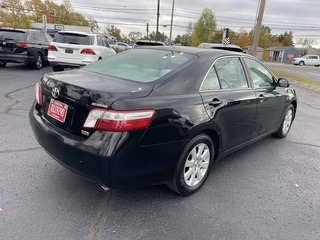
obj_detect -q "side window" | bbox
[97,35,105,46]
[201,67,220,91]
[36,32,47,42]
[28,33,38,42]
[214,57,248,89]
[103,37,110,47]
[243,58,273,88]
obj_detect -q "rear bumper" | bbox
[0,53,35,64]
[29,101,185,189]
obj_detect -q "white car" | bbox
[111,42,129,51]
[292,55,320,67]
[48,31,116,71]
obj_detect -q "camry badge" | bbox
[52,87,60,99]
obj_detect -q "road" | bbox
[1,63,320,240]
[264,61,320,83]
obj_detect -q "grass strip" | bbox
[271,69,320,89]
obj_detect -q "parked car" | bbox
[48,31,116,72]
[198,43,244,52]
[292,55,320,67]
[30,46,297,196]
[0,28,52,69]
[111,42,129,51]
[133,40,165,48]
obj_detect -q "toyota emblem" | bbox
[52,87,60,99]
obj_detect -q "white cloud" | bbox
[54,0,320,47]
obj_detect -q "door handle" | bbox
[209,99,222,107]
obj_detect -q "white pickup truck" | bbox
[292,55,320,67]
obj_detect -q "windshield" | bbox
[53,32,92,45]
[83,49,193,82]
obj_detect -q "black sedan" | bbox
[29,46,297,196]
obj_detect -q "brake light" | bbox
[16,43,30,48]
[35,82,42,106]
[81,49,96,55]
[83,109,155,132]
[48,45,58,51]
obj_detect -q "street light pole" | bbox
[156,0,160,41]
[169,0,175,45]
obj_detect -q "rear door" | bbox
[200,56,257,151]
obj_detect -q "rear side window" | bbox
[53,32,92,45]
[214,57,248,89]
[83,49,193,82]
[0,31,26,42]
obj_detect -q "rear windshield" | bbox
[83,49,193,82]
[0,31,26,42]
[53,32,93,45]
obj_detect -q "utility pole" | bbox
[250,0,266,57]
[156,0,160,41]
[169,0,175,45]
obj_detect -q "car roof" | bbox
[137,45,246,58]
[0,28,43,33]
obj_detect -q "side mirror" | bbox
[278,78,290,87]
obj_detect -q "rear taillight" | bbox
[81,49,96,55]
[35,82,42,106]
[48,45,58,51]
[83,109,155,132]
[16,43,30,48]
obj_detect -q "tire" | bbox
[33,53,43,70]
[0,62,6,67]
[52,65,64,72]
[299,61,304,66]
[167,134,214,196]
[272,105,294,138]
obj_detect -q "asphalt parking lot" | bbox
[1,63,320,240]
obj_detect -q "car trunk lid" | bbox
[40,70,153,136]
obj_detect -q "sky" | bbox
[53,0,320,48]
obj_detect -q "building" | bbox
[31,23,91,37]
[262,47,300,63]
[242,46,264,60]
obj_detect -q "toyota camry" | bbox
[29,46,297,195]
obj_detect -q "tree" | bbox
[279,31,294,46]
[0,0,31,28]
[194,8,217,45]
[104,25,122,41]
[249,25,272,48]
[173,34,188,46]
[295,38,317,48]
[236,33,251,47]
[128,31,142,42]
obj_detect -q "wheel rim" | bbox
[282,109,293,134]
[183,143,210,187]
[36,55,42,69]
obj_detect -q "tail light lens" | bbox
[16,43,30,48]
[48,45,58,51]
[81,49,96,55]
[35,82,42,106]
[83,109,155,132]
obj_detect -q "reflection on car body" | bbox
[29,46,297,196]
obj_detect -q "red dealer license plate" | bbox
[47,99,68,123]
